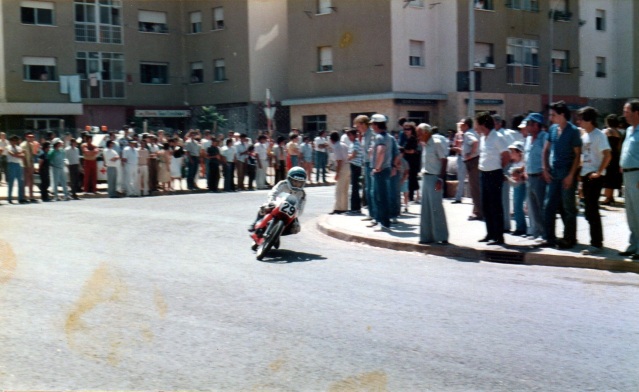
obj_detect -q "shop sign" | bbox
[135,110,191,118]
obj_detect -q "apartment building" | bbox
[578,0,635,114]
[283,0,587,132]
[0,0,287,136]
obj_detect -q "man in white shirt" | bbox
[221,138,237,192]
[103,140,120,198]
[476,112,510,245]
[329,131,350,214]
[460,117,482,220]
[314,130,329,183]
[122,140,140,196]
[65,138,81,200]
[254,134,269,189]
[577,106,611,255]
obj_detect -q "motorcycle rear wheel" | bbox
[256,220,285,261]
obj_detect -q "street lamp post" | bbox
[468,0,475,117]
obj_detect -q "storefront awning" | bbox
[282,92,447,106]
[0,102,83,115]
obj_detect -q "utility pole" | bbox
[548,0,559,107]
[468,0,475,117]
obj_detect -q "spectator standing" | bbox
[147,134,160,193]
[417,123,449,244]
[206,138,222,192]
[522,113,548,241]
[0,132,8,185]
[81,135,99,193]
[138,139,150,196]
[329,131,350,214]
[246,145,257,190]
[272,136,287,184]
[38,142,51,202]
[476,112,510,245]
[507,141,527,236]
[287,133,301,167]
[353,115,374,221]
[157,143,172,191]
[65,138,81,200]
[49,139,69,201]
[5,135,26,204]
[369,114,393,231]
[451,124,466,203]
[577,106,611,255]
[300,136,314,185]
[314,130,329,183]
[347,129,362,213]
[541,101,582,249]
[602,114,623,205]
[170,139,185,191]
[20,131,37,202]
[235,134,249,191]
[103,140,120,198]
[619,100,639,260]
[402,123,421,203]
[460,117,482,220]
[221,138,237,192]
[122,140,140,197]
[254,135,269,189]
[184,131,201,190]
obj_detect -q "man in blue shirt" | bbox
[522,113,548,241]
[369,114,392,231]
[541,101,582,249]
[619,99,639,260]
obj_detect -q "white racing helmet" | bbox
[286,166,307,191]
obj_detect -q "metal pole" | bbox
[549,1,557,107]
[468,0,475,117]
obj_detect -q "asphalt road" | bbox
[0,187,638,391]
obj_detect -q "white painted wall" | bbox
[247,0,288,102]
[390,0,458,94]
[579,0,633,99]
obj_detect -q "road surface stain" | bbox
[0,239,17,284]
[328,370,388,392]
[64,263,166,366]
[268,357,286,372]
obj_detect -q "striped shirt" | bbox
[349,139,363,167]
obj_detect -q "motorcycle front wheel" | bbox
[256,219,285,261]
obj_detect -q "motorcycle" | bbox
[250,192,299,260]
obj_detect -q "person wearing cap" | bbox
[541,100,582,249]
[417,123,449,244]
[576,106,611,255]
[618,100,639,260]
[459,117,482,220]
[522,113,548,241]
[476,112,510,245]
[507,141,527,236]
[369,113,393,231]
[49,139,69,201]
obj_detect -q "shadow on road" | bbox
[259,249,327,264]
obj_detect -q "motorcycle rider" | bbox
[249,166,307,245]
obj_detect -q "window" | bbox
[596,9,606,31]
[213,7,224,30]
[506,0,539,12]
[409,40,424,67]
[303,115,327,135]
[190,62,203,83]
[23,57,57,81]
[407,111,429,125]
[506,38,539,85]
[74,0,121,43]
[406,0,423,7]
[138,10,168,33]
[190,11,202,33]
[77,52,125,98]
[474,42,494,67]
[318,46,333,72]
[474,0,494,10]
[140,62,169,84]
[552,50,569,73]
[25,118,61,132]
[21,1,54,26]
[317,0,332,14]
[551,0,571,21]
[596,57,606,78]
[214,59,226,81]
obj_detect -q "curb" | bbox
[316,215,639,274]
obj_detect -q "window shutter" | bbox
[138,10,166,24]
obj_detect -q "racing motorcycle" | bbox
[250,192,299,260]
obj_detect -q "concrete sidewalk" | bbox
[317,198,639,274]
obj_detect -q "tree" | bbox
[196,106,227,131]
